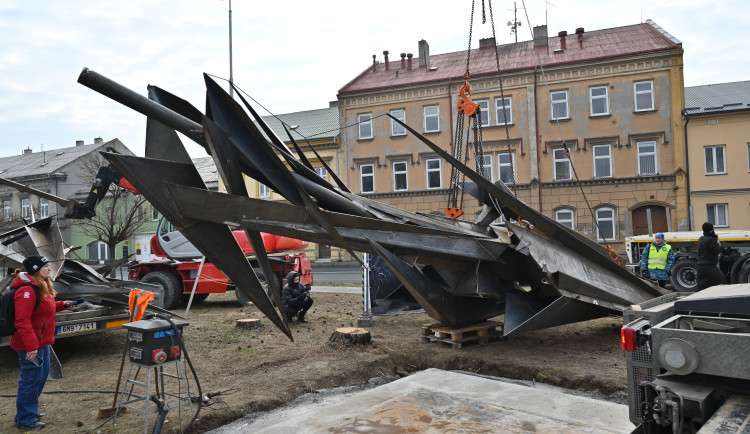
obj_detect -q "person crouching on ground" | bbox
[697,222,727,290]
[10,255,74,430]
[640,232,675,288]
[282,271,313,323]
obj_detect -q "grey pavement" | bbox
[310,285,361,294]
[208,369,633,433]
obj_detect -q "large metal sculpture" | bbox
[77,68,665,340]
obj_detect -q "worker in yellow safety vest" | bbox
[639,232,675,288]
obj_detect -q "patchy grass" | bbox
[0,291,628,433]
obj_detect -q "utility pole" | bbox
[228,0,234,97]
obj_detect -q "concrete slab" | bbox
[209,369,633,433]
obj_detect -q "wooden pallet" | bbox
[421,321,503,349]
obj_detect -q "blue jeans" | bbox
[15,345,50,426]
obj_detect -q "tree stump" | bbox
[236,319,261,329]
[328,327,372,345]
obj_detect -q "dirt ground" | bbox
[0,290,629,433]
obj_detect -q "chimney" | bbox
[400,53,406,69]
[94,137,103,145]
[533,25,548,48]
[75,140,84,146]
[558,31,567,50]
[576,27,584,48]
[407,53,413,70]
[329,100,339,108]
[23,147,32,155]
[479,37,496,49]
[383,50,390,70]
[418,40,430,68]
[372,54,377,72]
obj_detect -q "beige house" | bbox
[337,20,687,250]
[684,81,750,230]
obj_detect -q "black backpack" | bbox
[0,284,41,337]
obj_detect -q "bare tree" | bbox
[77,155,151,273]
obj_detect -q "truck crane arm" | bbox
[66,165,139,219]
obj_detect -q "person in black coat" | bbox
[282,271,313,323]
[696,222,727,290]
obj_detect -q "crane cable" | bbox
[446,0,488,220]
[517,0,622,266]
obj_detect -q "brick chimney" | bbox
[407,53,413,70]
[94,137,103,145]
[400,53,406,69]
[576,27,584,48]
[23,147,32,155]
[418,40,430,68]
[76,140,84,146]
[558,31,567,50]
[533,25,548,48]
[383,50,390,70]
[372,54,377,72]
[479,37,496,49]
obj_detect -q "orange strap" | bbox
[128,289,155,321]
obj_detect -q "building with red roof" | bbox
[337,19,688,247]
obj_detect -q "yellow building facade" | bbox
[338,21,687,251]
[684,81,750,230]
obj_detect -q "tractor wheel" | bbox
[142,271,183,310]
[670,259,698,292]
[738,262,750,284]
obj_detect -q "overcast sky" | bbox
[0,0,747,160]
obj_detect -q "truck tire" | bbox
[186,293,209,304]
[738,263,750,284]
[236,270,277,307]
[142,271,183,310]
[671,259,698,292]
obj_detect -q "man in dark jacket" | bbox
[697,222,726,290]
[282,271,313,323]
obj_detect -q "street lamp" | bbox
[222,0,234,97]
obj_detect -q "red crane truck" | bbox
[127,217,313,309]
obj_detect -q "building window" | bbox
[498,153,515,184]
[390,109,406,136]
[553,148,571,180]
[3,200,9,220]
[550,91,569,120]
[360,164,375,193]
[40,198,49,218]
[21,198,30,218]
[634,80,655,111]
[477,100,490,127]
[358,113,373,139]
[592,144,612,178]
[637,141,657,175]
[426,159,441,189]
[258,183,270,198]
[707,204,728,227]
[596,207,616,241]
[704,145,726,175]
[315,166,328,181]
[481,154,493,182]
[87,240,109,261]
[393,161,408,191]
[590,86,609,116]
[555,209,575,229]
[424,105,440,133]
[151,206,159,220]
[495,97,512,125]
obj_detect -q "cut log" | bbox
[236,319,261,329]
[328,327,372,345]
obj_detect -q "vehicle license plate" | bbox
[58,322,96,335]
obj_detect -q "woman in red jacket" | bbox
[10,255,71,430]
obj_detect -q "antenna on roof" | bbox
[507,2,523,43]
